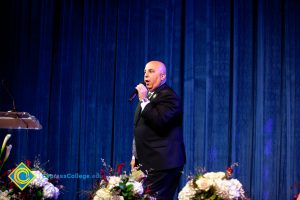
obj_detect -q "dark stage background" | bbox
[0,0,300,199]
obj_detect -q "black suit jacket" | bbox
[134,84,186,171]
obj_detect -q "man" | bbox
[131,60,186,199]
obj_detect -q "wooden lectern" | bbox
[0,111,42,130]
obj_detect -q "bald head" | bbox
[146,61,166,75]
[144,60,167,92]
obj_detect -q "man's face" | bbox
[144,62,166,92]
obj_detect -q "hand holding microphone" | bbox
[128,82,147,102]
[135,83,148,102]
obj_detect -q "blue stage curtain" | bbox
[0,0,299,199]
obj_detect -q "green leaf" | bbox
[36,189,43,198]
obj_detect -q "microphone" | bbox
[128,82,145,102]
[1,80,16,112]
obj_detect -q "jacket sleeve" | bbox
[141,90,181,128]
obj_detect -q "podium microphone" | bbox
[1,80,16,112]
[128,82,145,102]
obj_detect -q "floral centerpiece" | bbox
[179,163,248,200]
[90,159,155,200]
[0,158,62,200]
[0,134,62,200]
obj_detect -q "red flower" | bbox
[1,170,9,178]
[25,160,31,167]
[8,181,16,189]
[226,167,233,173]
[226,166,233,177]
[101,169,108,182]
[294,193,299,199]
[144,186,151,194]
[116,163,125,176]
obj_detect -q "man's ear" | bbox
[161,73,166,80]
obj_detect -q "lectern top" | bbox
[0,111,42,130]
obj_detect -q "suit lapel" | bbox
[149,83,167,101]
[134,84,168,125]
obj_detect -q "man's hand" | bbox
[130,159,136,171]
[135,83,148,102]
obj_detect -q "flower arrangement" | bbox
[294,192,300,200]
[178,163,248,200]
[90,159,155,200]
[0,158,62,200]
[28,158,61,199]
[0,134,62,200]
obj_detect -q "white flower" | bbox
[214,179,231,199]
[228,179,245,198]
[195,177,213,191]
[0,190,10,200]
[0,135,12,171]
[94,188,111,200]
[3,145,12,163]
[178,180,197,200]
[43,182,60,199]
[126,181,144,196]
[214,179,245,200]
[30,170,49,187]
[29,170,60,199]
[107,176,121,190]
[93,188,124,200]
[1,134,11,156]
[203,172,226,180]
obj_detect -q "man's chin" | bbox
[147,87,154,92]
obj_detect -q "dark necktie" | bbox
[147,92,154,100]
